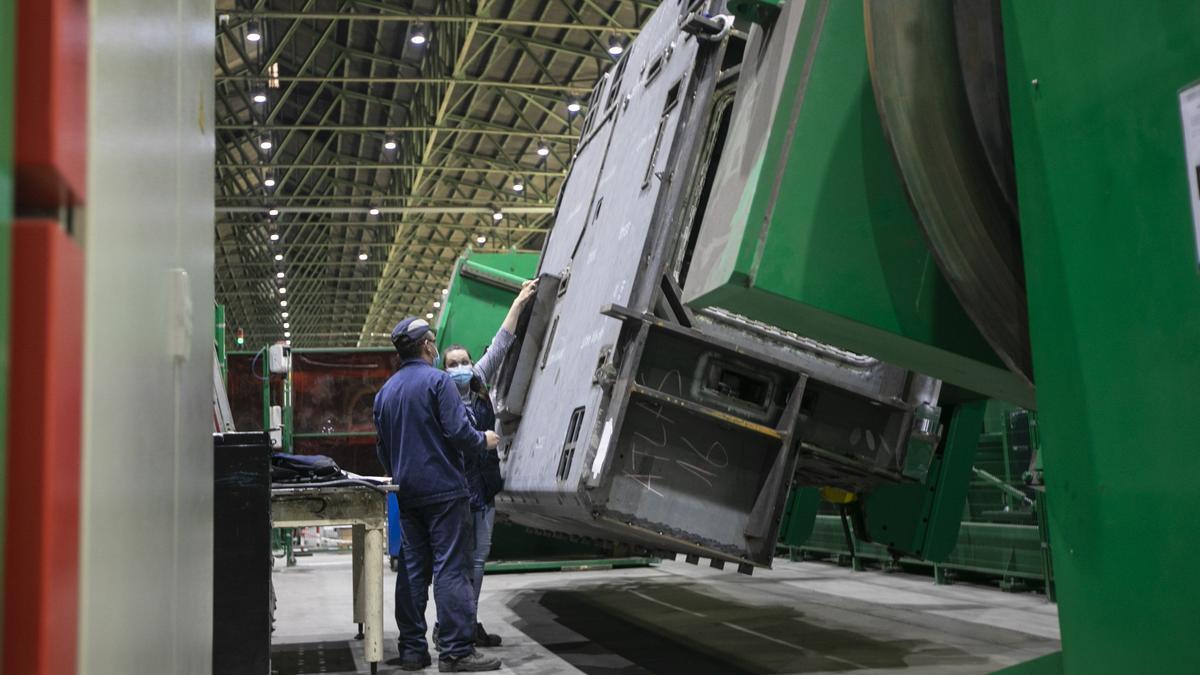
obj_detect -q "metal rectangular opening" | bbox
[557,407,586,481]
[539,316,560,370]
[704,361,771,408]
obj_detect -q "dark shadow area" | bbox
[508,581,990,674]
[271,641,358,675]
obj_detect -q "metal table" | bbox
[272,484,392,674]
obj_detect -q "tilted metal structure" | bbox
[214,0,658,348]
[491,0,961,569]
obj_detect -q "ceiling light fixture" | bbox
[567,100,582,114]
[253,92,267,104]
[276,271,285,279]
[274,254,283,261]
[512,180,524,193]
[607,36,624,56]
[410,23,428,45]
[433,301,441,309]
[425,313,434,319]
[246,21,261,42]
[476,235,487,244]
[268,208,279,217]
[537,143,550,157]
[284,331,291,338]
[368,207,380,216]
[259,138,272,150]
[358,252,369,261]
[264,177,276,187]
[281,311,289,318]
[283,322,290,329]
[278,287,286,294]
[280,300,288,307]
[269,233,279,241]
[383,137,397,151]
[492,210,503,221]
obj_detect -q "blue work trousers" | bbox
[471,505,495,603]
[394,497,477,660]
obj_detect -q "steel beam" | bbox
[221,11,642,34]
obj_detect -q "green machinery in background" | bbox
[434,250,651,571]
[433,250,539,351]
[678,1,1200,672]
[780,401,1053,598]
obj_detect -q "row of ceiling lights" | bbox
[247,20,625,55]
[240,17,596,345]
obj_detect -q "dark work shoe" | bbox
[438,651,502,672]
[395,651,431,671]
[473,622,502,647]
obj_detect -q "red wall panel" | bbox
[15,0,88,207]
[3,220,83,675]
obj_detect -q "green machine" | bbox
[433,250,539,354]
[781,401,1054,598]
[679,1,1200,671]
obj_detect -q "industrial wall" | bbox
[77,1,215,672]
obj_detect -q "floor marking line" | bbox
[629,590,707,618]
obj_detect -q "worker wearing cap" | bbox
[374,317,502,672]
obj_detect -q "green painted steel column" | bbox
[1002,3,1200,671]
[0,0,13,658]
[852,401,986,561]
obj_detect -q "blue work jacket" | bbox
[374,358,486,509]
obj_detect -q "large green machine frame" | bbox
[697,1,1200,672]
[999,3,1200,672]
[781,401,1054,598]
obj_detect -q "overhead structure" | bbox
[214,0,653,348]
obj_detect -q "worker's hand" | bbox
[485,430,500,449]
[513,279,539,309]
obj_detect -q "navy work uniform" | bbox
[374,317,487,666]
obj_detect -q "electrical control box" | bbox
[268,343,290,374]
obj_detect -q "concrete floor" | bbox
[272,553,1060,674]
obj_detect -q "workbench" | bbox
[271,484,391,674]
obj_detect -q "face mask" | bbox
[449,365,474,391]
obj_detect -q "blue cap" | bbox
[391,316,432,349]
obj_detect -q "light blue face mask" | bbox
[449,365,474,390]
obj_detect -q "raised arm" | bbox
[501,278,539,334]
[474,279,539,384]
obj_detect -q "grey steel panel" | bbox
[497,0,947,568]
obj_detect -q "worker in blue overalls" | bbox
[436,279,538,649]
[374,317,502,672]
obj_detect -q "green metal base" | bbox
[781,514,1051,593]
[484,557,656,574]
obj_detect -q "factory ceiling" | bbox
[214,0,655,348]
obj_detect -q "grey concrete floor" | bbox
[272,553,1060,674]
